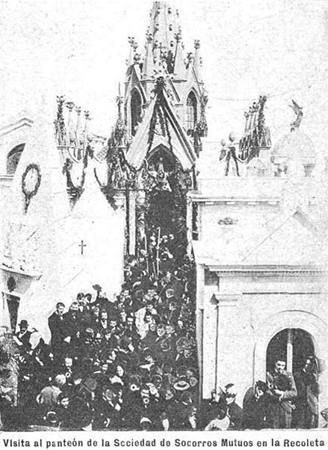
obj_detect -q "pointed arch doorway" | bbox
[138,145,192,265]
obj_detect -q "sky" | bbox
[0,0,327,154]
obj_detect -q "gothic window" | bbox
[6,144,25,175]
[131,89,142,136]
[186,92,197,136]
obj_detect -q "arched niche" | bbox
[130,89,142,136]
[6,143,25,174]
[252,309,328,427]
[254,310,327,381]
[186,91,197,136]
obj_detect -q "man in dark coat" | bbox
[293,357,319,429]
[267,358,297,429]
[48,302,66,359]
[243,381,270,429]
[14,320,32,351]
[62,302,81,353]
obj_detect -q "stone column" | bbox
[213,294,239,393]
[128,191,137,255]
[186,195,193,257]
[196,263,205,400]
[137,190,146,252]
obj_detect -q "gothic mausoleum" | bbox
[0,0,327,427]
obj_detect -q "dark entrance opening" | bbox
[144,149,190,264]
[266,328,314,374]
[266,328,319,429]
[5,294,20,332]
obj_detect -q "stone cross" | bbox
[79,240,86,255]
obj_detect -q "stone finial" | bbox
[194,39,200,50]
[57,95,65,105]
[174,29,182,43]
[55,95,66,146]
[146,30,153,44]
[116,97,123,121]
[66,101,75,112]
[128,36,138,51]
[134,53,142,64]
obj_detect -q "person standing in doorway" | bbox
[267,358,297,429]
[293,356,319,428]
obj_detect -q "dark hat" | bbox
[255,380,269,393]
[92,284,102,292]
[19,319,28,327]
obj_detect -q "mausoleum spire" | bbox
[173,28,186,78]
[149,2,180,54]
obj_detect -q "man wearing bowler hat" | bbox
[14,319,32,350]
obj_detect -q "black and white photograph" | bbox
[0,0,328,438]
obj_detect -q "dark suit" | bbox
[243,393,270,429]
[293,370,318,428]
[48,312,66,355]
[15,330,32,350]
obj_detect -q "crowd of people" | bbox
[0,231,325,430]
[0,233,204,431]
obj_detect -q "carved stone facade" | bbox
[193,100,328,426]
[103,1,208,259]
